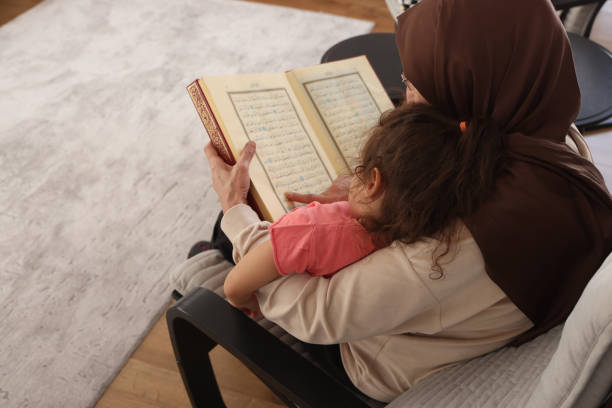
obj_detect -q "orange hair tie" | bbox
[459,121,467,132]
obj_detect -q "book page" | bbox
[200,74,338,221]
[287,56,395,174]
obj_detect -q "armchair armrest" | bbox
[166,287,372,408]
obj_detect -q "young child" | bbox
[223,102,495,314]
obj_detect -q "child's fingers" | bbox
[285,191,318,204]
[239,307,257,318]
[284,193,296,209]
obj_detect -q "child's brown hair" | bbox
[355,103,505,272]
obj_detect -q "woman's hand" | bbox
[284,174,352,205]
[204,141,256,213]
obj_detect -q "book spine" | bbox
[187,80,236,165]
[186,80,264,221]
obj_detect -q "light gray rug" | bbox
[0,1,373,406]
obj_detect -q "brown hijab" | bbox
[397,0,612,344]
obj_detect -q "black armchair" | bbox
[167,287,380,408]
[167,282,612,408]
[167,221,612,408]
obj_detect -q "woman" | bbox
[172,0,612,402]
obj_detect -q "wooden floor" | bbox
[95,300,287,408]
[0,1,394,407]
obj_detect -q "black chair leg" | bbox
[168,311,302,407]
[169,317,227,407]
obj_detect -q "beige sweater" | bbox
[221,204,533,402]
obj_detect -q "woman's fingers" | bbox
[204,141,255,172]
[237,141,256,170]
[203,142,229,171]
[203,142,219,161]
[231,142,256,197]
[203,141,256,212]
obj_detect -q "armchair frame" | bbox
[166,287,374,408]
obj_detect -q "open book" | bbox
[187,56,395,222]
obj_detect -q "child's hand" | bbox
[228,293,262,319]
[285,174,351,205]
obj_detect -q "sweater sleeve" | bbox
[255,245,440,344]
[221,204,440,344]
[220,204,271,264]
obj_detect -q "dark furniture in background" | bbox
[568,32,612,130]
[321,32,612,131]
[392,0,607,38]
[383,0,612,130]
[556,0,612,129]
[555,0,607,37]
[321,33,404,106]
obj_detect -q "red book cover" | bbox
[187,80,264,220]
